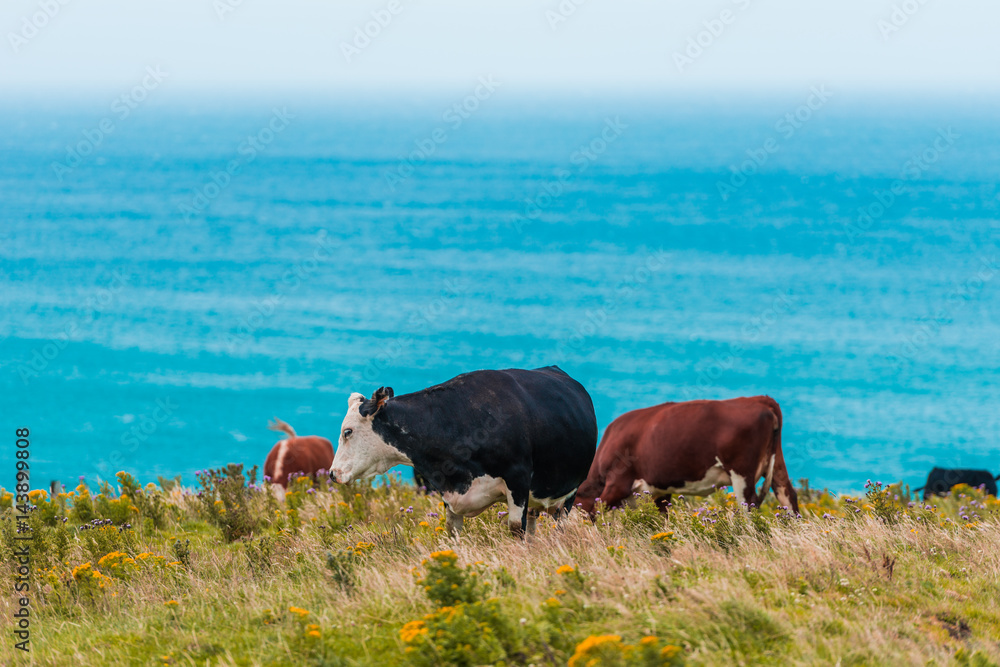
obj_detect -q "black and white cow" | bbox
[329,366,598,536]
[917,467,999,500]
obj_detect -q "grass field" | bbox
[2,467,999,666]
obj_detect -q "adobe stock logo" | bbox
[877,0,932,40]
[716,85,833,200]
[214,0,247,20]
[51,66,169,182]
[545,0,588,31]
[508,117,627,234]
[7,0,73,53]
[841,127,959,242]
[383,76,501,191]
[178,107,294,221]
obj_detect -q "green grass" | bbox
[1,471,999,666]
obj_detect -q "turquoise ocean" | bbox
[1,93,998,493]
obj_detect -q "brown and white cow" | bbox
[263,418,334,495]
[575,396,798,515]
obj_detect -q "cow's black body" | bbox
[920,467,998,500]
[361,366,598,524]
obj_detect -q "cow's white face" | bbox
[330,392,410,483]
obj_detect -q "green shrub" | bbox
[401,550,520,666]
[93,482,134,525]
[116,472,168,529]
[34,490,66,527]
[566,634,685,666]
[171,538,191,567]
[80,521,136,563]
[865,480,902,525]
[415,549,484,606]
[400,599,510,667]
[69,482,96,524]
[196,464,261,542]
[622,493,665,532]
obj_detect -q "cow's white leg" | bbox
[271,483,286,504]
[730,471,752,509]
[776,486,793,509]
[505,487,527,537]
[445,507,464,535]
[757,453,776,503]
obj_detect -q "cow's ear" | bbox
[348,392,365,408]
[359,386,393,417]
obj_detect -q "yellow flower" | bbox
[568,635,623,667]
[419,521,429,527]
[400,620,428,643]
[164,600,179,607]
[306,630,321,638]
[289,606,309,618]
[72,562,94,579]
[429,549,457,561]
[650,531,674,542]
[554,589,567,596]
[98,551,127,568]
[661,644,682,658]
[556,564,575,575]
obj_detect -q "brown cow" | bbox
[263,418,334,494]
[575,396,798,515]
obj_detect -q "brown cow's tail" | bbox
[760,396,799,513]
[268,417,296,439]
[757,396,782,503]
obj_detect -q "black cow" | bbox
[917,467,999,500]
[329,366,598,536]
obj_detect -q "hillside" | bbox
[2,469,999,666]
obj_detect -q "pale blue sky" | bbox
[1,0,997,96]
